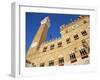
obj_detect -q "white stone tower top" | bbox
[41,16,50,28]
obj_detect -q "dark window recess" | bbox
[83,20,87,24]
[66,30,68,33]
[32,63,36,67]
[49,60,54,66]
[26,60,31,64]
[74,34,79,40]
[70,53,77,63]
[58,42,62,47]
[82,39,86,43]
[81,30,87,36]
[80,48,88,59]
[66,38,71,44]
[43,46,47,52]
[59,57,64,66]
[40,63,45,67]
[82,39,90,52]
[50,44,54,50]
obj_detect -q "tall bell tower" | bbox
[27,16,50,59]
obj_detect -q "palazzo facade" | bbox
[26,15,90,67]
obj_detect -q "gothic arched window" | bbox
[40,63,45,67]
[58,57,64,66]
[49,60,54,66]
[81,30,87,36]
[69,53,77,63]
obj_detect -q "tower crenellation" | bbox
[41,16,50,28]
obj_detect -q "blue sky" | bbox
[26,12,80,52]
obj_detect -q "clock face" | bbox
[31,42,38,48]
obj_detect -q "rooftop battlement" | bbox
[60,15,89,31]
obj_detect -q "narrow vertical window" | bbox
[66,38,71,44]
[50,44,54,50]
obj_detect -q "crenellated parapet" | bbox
[60,15,89,36]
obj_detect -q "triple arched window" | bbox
[69,53,77,63]
[79,47,88,59]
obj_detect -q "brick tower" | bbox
[26,16,50,60]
